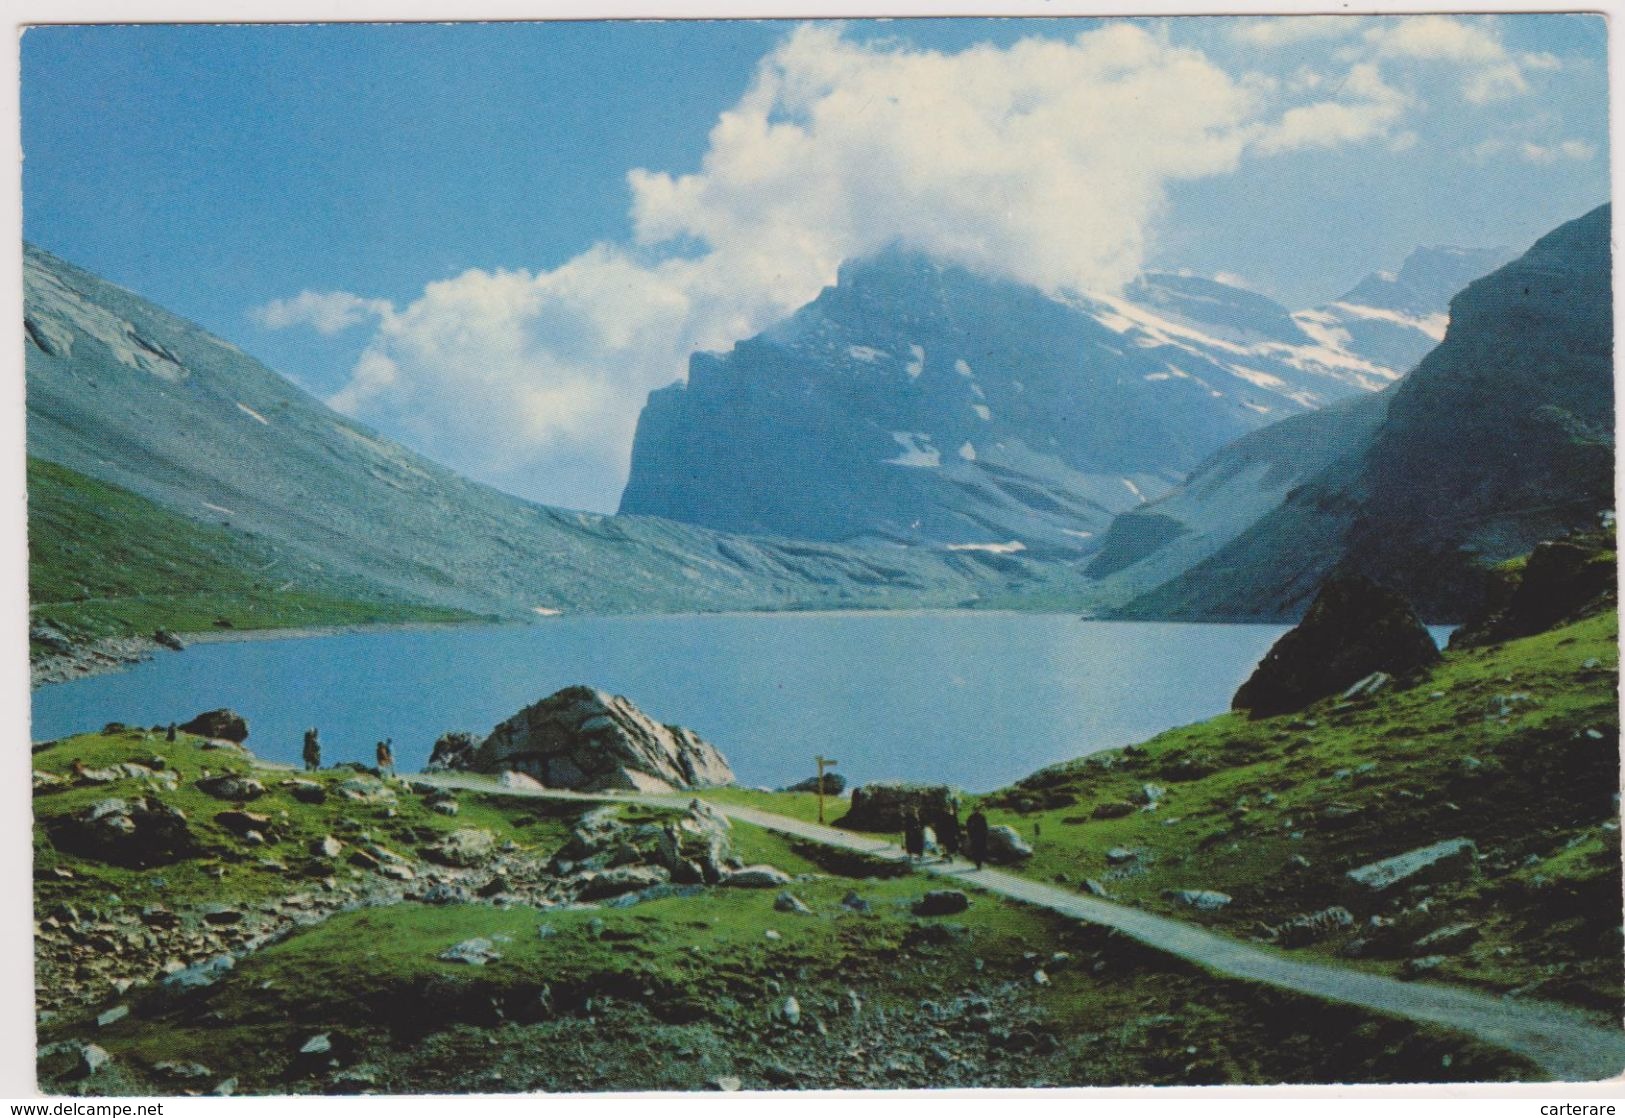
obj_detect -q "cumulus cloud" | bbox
[1362,15,1553,103]
[251,21,1469,511]
[1230,16,1363,49]
[251,290,392,335]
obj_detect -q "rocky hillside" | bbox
[619,249,1406,556]
[1115,205,1613,622]
[24,245,1066,649]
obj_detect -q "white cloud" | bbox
[1468,134,1597,165]
[1364,16,1543,104]
[251,290,392,335]
[1252,63,1408,154]
[1230,17,1363,49]
[252,21,1451,511]
[1519,139,1598,164]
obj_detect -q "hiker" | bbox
[966,807,989,871]
[302,728,322,772]
[936,806,962,864]
[903,809,926,863]
[376,737,394,776]
[165,722,177,743]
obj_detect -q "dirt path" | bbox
[417,773,1625,1083]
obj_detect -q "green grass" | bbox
[45,817,1535,1093]
[968,609,1622,1013]
[28,457,480,651]
[31,730,584,912]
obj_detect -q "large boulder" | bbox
[985,825,1033,864]
[46,797,195,867]
[467,687,734,793]
[425,731,479,773]
[1232,575,1441,718]
[839,783,957,832]
[178,709,249,744]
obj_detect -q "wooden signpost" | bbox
[815,754,838,824]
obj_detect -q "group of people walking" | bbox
[902,802,990,870]
[299,728,393,776]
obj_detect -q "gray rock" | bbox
[311,835,343,859]
[1091,801,1135,820]
[840,891,870,912]
[1402,954,1447,977]
[777,995,802,1026]
[1082,878,1112,898]
[1165,889,1233,911]
[335,775,395,803]
[912,890,970,916]
[299,1033,333,1055]
[426,731,480,772]
[574,864,670,900]
[774,891,812,914]
[1342,671,1393,700]
[95,1005,128,1028]
[152,1061,212,1081]
[78,1044,111,1077]
[1264,906,1354,946]
[1414,922,1481,955]
[467,687,734,792]
[1346,838,1478,894]
[710,1076,742,1092]
[985,824,1033,864]
[439,937,502,966]
[161,954,234,992]
[196,774,267,801]
[211,1079,238,1097]
[723,865,791,888]
[425,828,496,867]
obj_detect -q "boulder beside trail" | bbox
[839,783,957,832]
[1232,575,1441,718]
[178,709,249,743]
[451,687,734,793]
[985,825,1033,864]
[425,731,479,772]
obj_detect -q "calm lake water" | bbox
[31,613,1302,792]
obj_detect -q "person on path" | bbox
[302,728,322,772]
[936,806,962,864]
[903,809,926,863]
[165,723,177,743]
[966,807,989,871]
[376,738,394,777]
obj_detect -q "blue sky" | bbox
[22,16,1610,512]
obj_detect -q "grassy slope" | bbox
[716,611,1622,1018]
[974,609,1622,1015]
[28,457,479,651]
[34,732,1533,1092]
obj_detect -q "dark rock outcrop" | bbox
[425,731,479,772]
[179,709,249,743]
[1450,534,1617,649]
[1232,575,1441,717]
[839,783,957,832]
[46,797,195,867]
[456,687,734,793]
[781,772,847,795]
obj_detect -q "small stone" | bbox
[710,1076,742,1092]
[840,891,869,912]
[1032,969,1050,986]
[78,1044,111,1076]
[777,995,801,1026]
[764,929,782,941]
[95,1005,129,1028]
[299,1033,333,1055]
[211,1078,238,1097]
[769,888,814,915]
